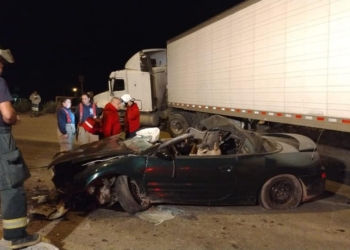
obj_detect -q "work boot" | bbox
[8,233,41,249]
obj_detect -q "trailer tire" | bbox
[168,113,190,137]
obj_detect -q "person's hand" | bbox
[62,134,69,139]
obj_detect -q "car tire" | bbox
[115,175,150,214]
[259,174,303,210]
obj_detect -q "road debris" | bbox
[136,205,185,225]
[32,195,48,204]
[48,202,69,220]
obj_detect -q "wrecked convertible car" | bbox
[47,115,325,216]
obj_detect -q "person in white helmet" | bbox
[120,94,140,138]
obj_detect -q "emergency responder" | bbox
[121,94,140,138]
[0,47,41,248]
[101,97,122,138]
[74,93,99,145]
[57,97,75,151]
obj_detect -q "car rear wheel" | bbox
[115,175,150,214]
[259,174,302,210]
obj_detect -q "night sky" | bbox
[1,1,243,102]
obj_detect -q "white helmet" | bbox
[121,94,134,103]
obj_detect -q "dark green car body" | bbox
[48,116,325,207]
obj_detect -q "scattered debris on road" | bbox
[136,205,185,225]
[32,195,48,204]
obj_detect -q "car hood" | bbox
[48,135,134,167]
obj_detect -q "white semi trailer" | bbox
[94,0,350,136]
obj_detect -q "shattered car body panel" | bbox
[48,116,325,212]
[49,134,155,167]
[49,135,157,194]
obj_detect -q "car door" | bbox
[143,147,179,203]
[232,154,266,201]
[173,154,237,203]
[144,145,238,203]
[144,146,237,203]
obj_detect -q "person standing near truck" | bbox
[0,47,42,249]
[121,94,140,138]
[75,93,99,145]
[101,97,122,138]
[29,91,41,117]
[57,97,75,151]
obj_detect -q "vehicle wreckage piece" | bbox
[31,195,48,204]
[92,177,118,206]
[136,205,185,225]
[48,177,119,220]
[48,200,69,220]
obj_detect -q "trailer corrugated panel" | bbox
[167,0,350,131]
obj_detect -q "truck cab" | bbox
[94,49,167,126]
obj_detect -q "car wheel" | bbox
[115,175,150,214]
[259,174,303,210]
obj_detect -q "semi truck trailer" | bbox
[94,0,350,136]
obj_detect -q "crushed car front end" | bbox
[47,134,160,212]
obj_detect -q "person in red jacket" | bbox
[101,97,122,138]
[121,94,140,138]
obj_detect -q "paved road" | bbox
[5,114,350,249]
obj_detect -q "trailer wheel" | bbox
[168,113,190,137]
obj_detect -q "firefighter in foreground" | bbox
[0,47,41,249]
